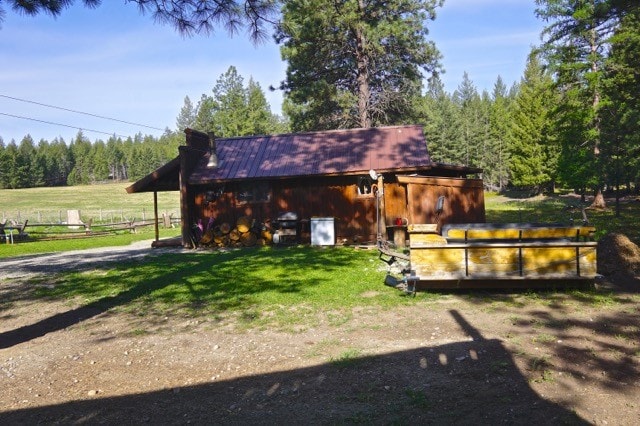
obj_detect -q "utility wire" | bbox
[0,94,165,132]
[0,112,129,138]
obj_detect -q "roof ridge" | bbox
[216,124,423,142]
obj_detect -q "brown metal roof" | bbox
[126,125,482,193]
[188,125,433,184]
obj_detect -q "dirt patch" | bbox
[1,243,639,424]
[598,233,640,291]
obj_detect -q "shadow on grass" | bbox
[0,247,383,349]
[0,310,588,424]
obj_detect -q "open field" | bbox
[0,183,180,225]
[0,183,181,257]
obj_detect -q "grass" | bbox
[0,227,179,258]
[330,348,364,368]
[26,246,420,328]
[484,191,640,244]
[0,182,180,224]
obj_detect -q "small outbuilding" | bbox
[127,125,485,247]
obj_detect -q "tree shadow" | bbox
[0,309,588,424]
[0,247,379,349]
[455,287,640,397]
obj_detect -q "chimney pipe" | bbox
[207,132,218,168]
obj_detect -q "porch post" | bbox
[153,190,159,243]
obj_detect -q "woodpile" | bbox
[199,216,272,248]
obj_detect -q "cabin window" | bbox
[357,176,374,197]
[204,185,225,204]
[235,182,271,204]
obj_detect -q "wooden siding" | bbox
[397,176,485,225]
[190,174,485,244]
[194,175,378,243]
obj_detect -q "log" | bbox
[236,216,252,233]
[261,230,273,244]
[219,222,231,234]
[240,232,257,247]
[200,230,215,244]
[229,228,241,241]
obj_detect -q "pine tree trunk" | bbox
[355,0,371,128]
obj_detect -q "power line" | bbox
[0,94,165,132]
[0,112,129,138]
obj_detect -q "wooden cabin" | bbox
[127,125,485,247]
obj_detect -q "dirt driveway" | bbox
[1,242,639,424]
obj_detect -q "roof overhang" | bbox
[125,156,180,193]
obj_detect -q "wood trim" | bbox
[397,175,484,189]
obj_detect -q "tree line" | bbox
[0,66,285,188]
[1,1,638,209]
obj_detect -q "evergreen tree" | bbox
[276,0,443,131]
[211,66,250,136]
[193,66,283,137]
[508,53,559,193]
[419,75,462,165]
[3,141,19,189]
[175,96,197,131]
[47,138,72,186]
[0,139,7,189]
[90,140,110,182]
[16,135,41,188]
[67,131,92,185]
[487,76,513,191]
[535,0,630,206]
[452,73,485,168]
[601,5,640,212]
[3,0,280,42]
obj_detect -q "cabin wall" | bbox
[194,175,378,243]
[401,176,485,225]
[190,175,485,244]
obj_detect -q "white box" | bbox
[311,217,335,246]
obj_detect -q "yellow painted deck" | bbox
[407,224,598,289]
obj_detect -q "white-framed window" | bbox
[357,176,375,197]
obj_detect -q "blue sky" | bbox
[0,0,543,144]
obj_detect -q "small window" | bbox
[236,182,271,204]
[357,176,374,197]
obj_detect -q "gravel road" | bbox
[0,241,186,281]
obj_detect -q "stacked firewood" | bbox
[199,216,273,248]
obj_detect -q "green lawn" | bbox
[24,246,413,330]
